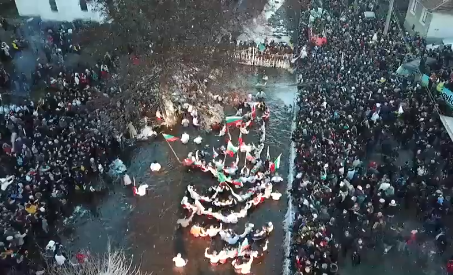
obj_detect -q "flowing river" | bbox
[61,68,297,275]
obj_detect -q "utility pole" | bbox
[384,0,395,35]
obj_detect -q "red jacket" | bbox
[447,260,453,273]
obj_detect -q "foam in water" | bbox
[270,83,298,106]
[238,0,290,45]
[282,88,297,275]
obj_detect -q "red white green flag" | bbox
[225,141,238,157]
[162,133,179,142]
[246,151,255,162]
[270,153,282,173]
[226,116,242,126]
[217,172,231,183]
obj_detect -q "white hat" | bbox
[357,185,362,190]
[6,236,13,241]
[379,198,385,203]
[39,207,45,212]
[389,200,396,206]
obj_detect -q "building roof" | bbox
[421,0,453,11]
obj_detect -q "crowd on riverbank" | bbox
[290,1,453,275]
[0,19,156,274]
[235,40,293,69]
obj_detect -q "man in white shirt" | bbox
[173,253,188,267]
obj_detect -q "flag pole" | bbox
[165,139,182,163]
[223,124,230,167]
[227,122,232,141]
[223,150,227,167]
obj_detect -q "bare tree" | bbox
[80,0,250,130]
[46,244,148,275]
[93,0,237,58]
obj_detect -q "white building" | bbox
[14,0,105,22]
[404,0,453,43]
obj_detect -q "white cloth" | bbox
[193,117,199,126]
[150,163,161,172]
[181,133,190,144]
[136,184,148,196]
[55,254,66,266]
[123,174,132,186]
[193,136,202,144]
[173,255,187,267]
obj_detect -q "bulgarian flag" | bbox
[162,133,178,142]
[218,172,231,183]
[226,116,242,127]
[226,141,238,157]
[232,178,243,186]
[246,151,255,162]
[270,153,282,173]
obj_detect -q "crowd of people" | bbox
[0,18,152,274]
[236,40,293,69]
[290,1,453,275]
[172,99,282,273]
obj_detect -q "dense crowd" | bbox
[0,18,153,274]
[416,35,453,116]
[236,40,293,68]
[290,1,453,275]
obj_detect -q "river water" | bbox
[61,68,297,275]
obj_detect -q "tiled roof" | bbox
[421,0,453,11]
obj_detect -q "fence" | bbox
[234,46,292,70]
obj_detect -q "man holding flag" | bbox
[226,141,239,157]
[269,153,281,173]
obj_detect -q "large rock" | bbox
[199,103,224,131]
[161,94,178,127]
